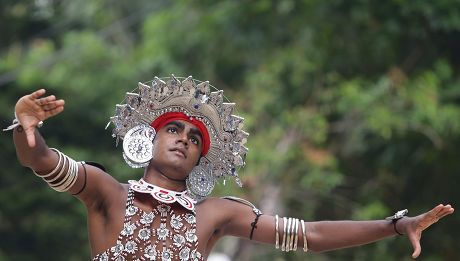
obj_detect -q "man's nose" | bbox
[177,131,189,146]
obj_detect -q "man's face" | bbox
[149,120,203,180]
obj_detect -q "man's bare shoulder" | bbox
[196,196,258,214]
[195,196,262,239]
[77,163,126,210]
[195,197,242,227]
[197,196,233,206]
[195,197,231,212]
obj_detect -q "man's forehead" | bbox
[165,120,203,136]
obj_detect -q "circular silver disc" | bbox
[187,165,215,199]
[123,125,156,164]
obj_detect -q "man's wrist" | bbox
[393,217,406,235]
[3,112,44,132]
[386,209,408,236]
[3,115,21,132]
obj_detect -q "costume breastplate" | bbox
[93,183,203,261]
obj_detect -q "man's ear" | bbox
[152,133,158,145]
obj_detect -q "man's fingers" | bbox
[48,99,65,108]
[437,206,454,220]
[25,127,36,147]
[412,248,421,259]
[43,99,65,110]
[35,95,56,105]
[429,204,454,220]
[408,232,421,259]
[407,204,454,259]
[431,204,445,215]
[44,106,64,118]
[54,99,65,107]
[422,204,445,223]
[30,89,46,99]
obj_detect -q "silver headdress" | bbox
[107,75,249,200]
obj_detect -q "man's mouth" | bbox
[170,148,187,158]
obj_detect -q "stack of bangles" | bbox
[275,215,308,252]
[33,148,80,192]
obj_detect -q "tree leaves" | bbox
[1,1,459,260]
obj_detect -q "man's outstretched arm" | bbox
[219,198,454,259]
[11,89,123,205]
[13,89,65,168]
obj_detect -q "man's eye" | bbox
[167,127,177,133]
[190,137,199,145]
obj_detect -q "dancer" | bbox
[7,76,454,260]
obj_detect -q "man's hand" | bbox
[397,204,454,258]
[15,89,65,147]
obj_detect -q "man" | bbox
[8,76,454,260]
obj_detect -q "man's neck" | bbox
[143,167,187,191]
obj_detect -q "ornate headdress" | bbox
[107,75,249,200]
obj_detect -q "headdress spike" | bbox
[181,76,196,95]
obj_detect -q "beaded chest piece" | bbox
[93,180,203,261]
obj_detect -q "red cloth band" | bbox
[150,112,210,156]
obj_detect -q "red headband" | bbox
[150,112,210,156]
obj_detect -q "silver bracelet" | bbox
[287,217,293,251]
[49,159,75,190]
[301,219,308,252]
[46,155,69,183]
[49,157,73,188]
[286,217,292,252]
[281,217,287,251]
[3,112,43,132]
[3,118,20,132]
[290,218,297,251]
[51,157,76,191]
[275,215,280,249]
[33,148,63,178]
[51,158,79,192]
[293,218,299,251]
[276,217,307,253]
[34,149,80,193]
[59,160,79,192]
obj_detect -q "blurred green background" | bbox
[1,0,459,260]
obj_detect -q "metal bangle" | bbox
[60,160,79,192]
[49,156,73,188]
[286,217,292,252]
[293,218,299,251]
[275,215,280,249]
[45,154,68,183]
[392,219,404,235]
[281,217,287,251]
[64,160,79,191]
[301,220,308,252]
[3,113,44,132]
[3,117,20,132]
[290,218,297,251]
[34,148,63,178]
[52,158,78,192]
[287,217,293,251]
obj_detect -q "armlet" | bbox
[221,196,262,216]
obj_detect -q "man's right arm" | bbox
[12,89,123,210]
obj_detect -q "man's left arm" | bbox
[220,199,453,259]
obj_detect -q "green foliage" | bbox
[1,0,459,260]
